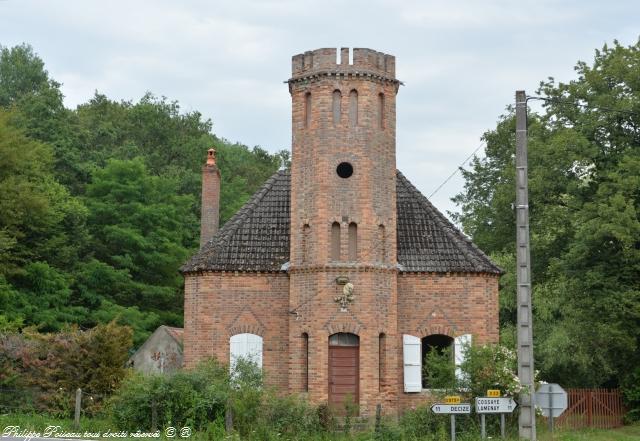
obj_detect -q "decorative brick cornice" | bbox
[287,70,402,89]
[289,263,398,274]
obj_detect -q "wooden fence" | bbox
[555,388,624,429]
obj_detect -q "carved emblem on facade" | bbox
[335,282,354,311]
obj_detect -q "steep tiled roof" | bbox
[181,170,501,274]
[395,171,500,273]
[182,170,290,273]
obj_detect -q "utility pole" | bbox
[515,90,536,440]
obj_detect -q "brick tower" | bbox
[287,48,402,415]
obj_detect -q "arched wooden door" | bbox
[328,333,359,410]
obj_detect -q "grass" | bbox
[537,424,640,441]
[0,412,638,440]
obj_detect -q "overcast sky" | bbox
[2,0,639,219]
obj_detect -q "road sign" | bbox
[445,396,461,404]
[475,397,518,414]
[431,403,471,414]
[536,383,568,418]
[487,389,501,397]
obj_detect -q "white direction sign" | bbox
[431,403,471,414]
[475,397,518,414]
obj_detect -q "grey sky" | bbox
[2,0,639,219]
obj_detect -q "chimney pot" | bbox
[206,148,216,166]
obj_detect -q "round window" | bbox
[336,162,353,178]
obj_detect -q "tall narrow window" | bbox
[348,222,357,261]
[378,93,385,129]
[378,224,386,263]
[349,90,358,127]
[332,90,342,126]
[379,333,386,392]
[331,222,341,261]
[302,224,310,263]
[304,92,311,128]
[302,332,309,392]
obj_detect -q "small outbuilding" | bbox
[128,325,183,374]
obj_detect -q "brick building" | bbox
[181,48,501,416]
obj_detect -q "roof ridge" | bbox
[395,171,501,273]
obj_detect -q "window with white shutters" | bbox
[230,333,263,372]
[403,334,422,392]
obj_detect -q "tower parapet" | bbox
[290,47,398,82]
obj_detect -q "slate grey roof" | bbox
[181,169,501,274]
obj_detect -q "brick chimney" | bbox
[200,148,221,247]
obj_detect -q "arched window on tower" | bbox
[331,222,341,261]
[304,92,312,128]
[379,333,386,392]
[348,222,358,261]
[302,224,310,263]
[349,90,358,127]
[378,93,385,129]
[377,224,386,263]
[332,90,342,126]
[302,332,309,392]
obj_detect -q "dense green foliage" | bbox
[453,39,640,412]
[0,43,287,345]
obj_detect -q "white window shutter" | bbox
[403,334,422,392]
[454,333,472,380]
[246,333,263,369]
[230,333,263,371]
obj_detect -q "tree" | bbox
[84,158,196,314]
[454,39,640,394]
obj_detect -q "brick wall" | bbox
[183,272,289,389]
[396,272,500,411]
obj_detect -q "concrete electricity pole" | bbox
[515,90,536,440]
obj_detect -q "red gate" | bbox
[555,388,624,429]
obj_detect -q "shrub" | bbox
[0,321,132,416]
[423,347,456,391]
[621,365,640,422]
[459,343,524,398]
[107,359,229,431]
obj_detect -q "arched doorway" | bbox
[328,333,359,410]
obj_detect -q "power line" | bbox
[428,95,636,201]
[527,95,640,117]
[428,142,485,199]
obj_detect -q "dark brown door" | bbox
[328,334,359,411]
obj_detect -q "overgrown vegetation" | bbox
[0,321,132,416]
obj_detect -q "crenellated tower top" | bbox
[288,48,400,87]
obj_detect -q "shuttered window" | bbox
[454,334,472,381]
[230,333,263,371]
[403,334,422,392]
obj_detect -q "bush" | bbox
[459,343,524,398]
[0,321,132,416]
[107,359,229,431]
[423,347,456,391]
[621,366,640,422]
